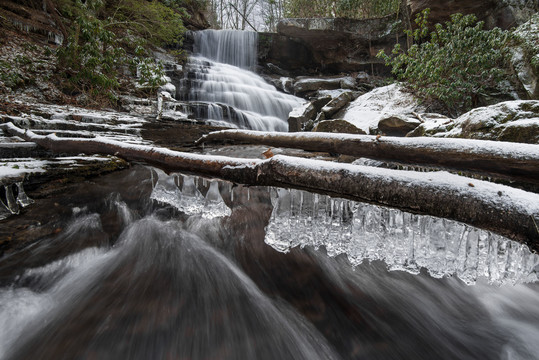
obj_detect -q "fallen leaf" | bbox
[262,148,274,158]
[468,183,475,187]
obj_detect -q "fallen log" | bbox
[196,130,539,186]
[2,122,538,251]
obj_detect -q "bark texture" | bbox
[2,122,538,250]
[196,130,539,186]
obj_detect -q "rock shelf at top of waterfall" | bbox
[181,30,305,132]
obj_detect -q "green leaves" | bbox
[377,9,515,115]
[55,0,189,104]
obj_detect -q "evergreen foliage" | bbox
[378,9,516,115]
[55,0,187,103]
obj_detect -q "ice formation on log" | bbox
[265,187,539,286]
[147,171,538,286]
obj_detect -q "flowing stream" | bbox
[1,29,538,360]
[0,166,538,360]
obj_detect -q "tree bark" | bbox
[2,122,538,251]
[196,130,539,187]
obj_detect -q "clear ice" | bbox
[0,182,35,220]
[150,170,231,219]
[264,188,539,286]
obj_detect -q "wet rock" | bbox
[313,119,366,134]
[378,114,421,136]
[288,102,316,132]
[321,91,353,118]
[266,63,290,77]
[269,76,294,94]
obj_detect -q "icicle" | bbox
[202,181,231,219]
[4,184,20,215]
[16,182,34,208]
[177,175,205,215]
[0,198,12,220]
[263,190,539,285]
[265,188,293,253]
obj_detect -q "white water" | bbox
[1,167,538,359]
[181,30,304,131]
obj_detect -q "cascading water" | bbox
[179,30,304,131]
[1,167,538,360]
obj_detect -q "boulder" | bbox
[342,83,424,134]
[411,100,539,143]
[321,91,353,118]
[269,76,294,94]
[378,114,421,136]
[310,94,332,112]
[451,100,539,143]
[406,113,453,137]
[288,102,316,132]
[313,119,366,135]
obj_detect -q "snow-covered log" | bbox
[196,130,539,185]
[2,122,538,250]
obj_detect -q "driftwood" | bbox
[2,122,538,251]
[196,130,539,186]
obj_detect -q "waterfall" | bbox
[192,30,258,70]
[180,30,304,131]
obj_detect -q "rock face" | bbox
[512,13,539,100]
[408,0,539,29]
[259,15,405,75]
[409,100,539,143]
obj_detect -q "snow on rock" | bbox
[512,13,539,99]
[410,100,539,143]
[343,83,424,134]
[293,76,356,95]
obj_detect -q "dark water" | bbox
[0,166,538,360]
